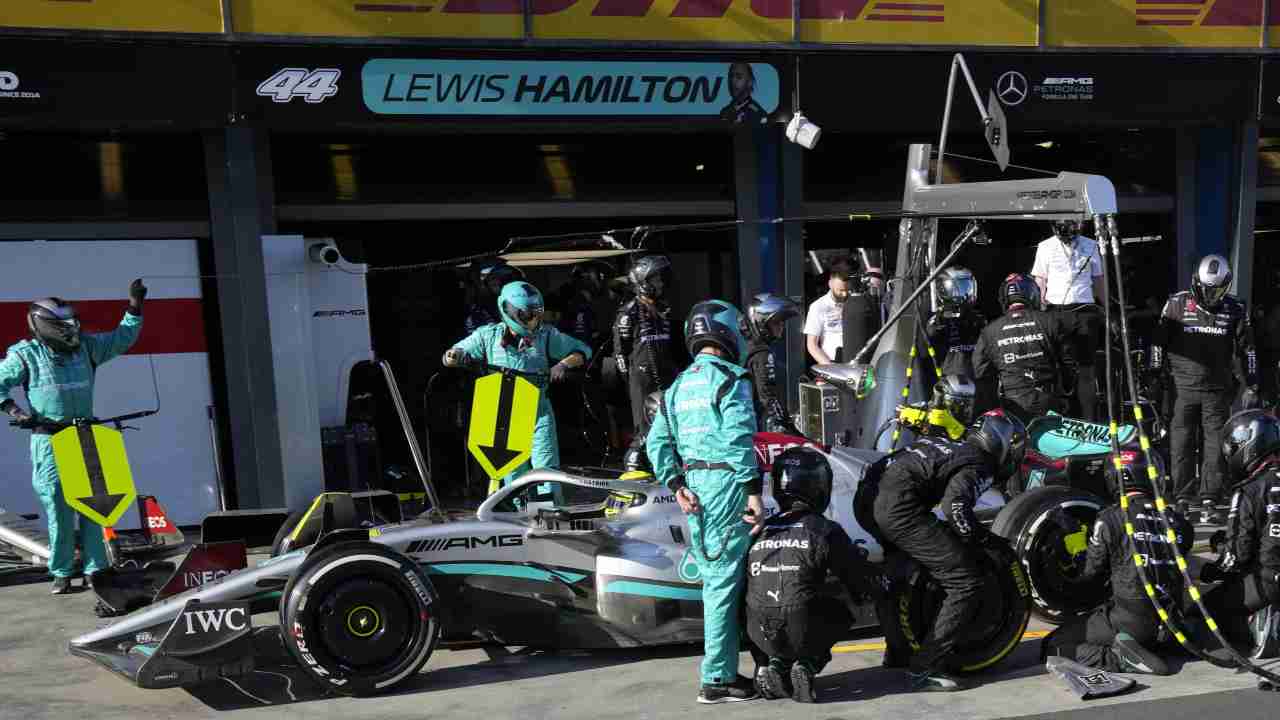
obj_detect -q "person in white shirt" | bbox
[805,259,852,364]
[1031,220,1105,421]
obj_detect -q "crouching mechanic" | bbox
[856,410,1027,691]
[647,299,766,704]
[0,280,146,594]
[747,446,881,703]
[1041,452,1193,675]
[444,281,590,488]
[1199,409,1280,653]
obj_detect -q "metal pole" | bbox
[937,54,992,186]
[0,523,50,563]
[377,359,445,520]
[207,404,228,511]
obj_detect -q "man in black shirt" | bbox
[745,293,802,434]
[1041,452,1193,675]
[746,447,881,703]
[1200,410,1280,652]
[973,273,1077,425]
[855,410,1027,691]
[1151,254,1259,524]
[614,255,682,464]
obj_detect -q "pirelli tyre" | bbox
[992,486,1107,624]
[280,541,440,695]
[880,540,1031,673]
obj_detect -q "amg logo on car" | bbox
[182,606,248,636]
[1015,190,1078,200]
[406,534,524,553]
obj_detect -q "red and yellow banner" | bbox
[0,0,224,33]
[231,0,523,38]
[800,0,1037,45]
[1047,0,1267,47]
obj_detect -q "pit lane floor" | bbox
[0,542,1274,720]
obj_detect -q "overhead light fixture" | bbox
[1036,141,1054,149]
[786,111,821,150]
[695,164,705,171]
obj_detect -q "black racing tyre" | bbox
[280,541,440,695]
[880,541,1031,674]
[269,511,305,558]
[992,486,1107,624]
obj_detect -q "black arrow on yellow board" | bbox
[476,372,521,472]
[74,424,126,520]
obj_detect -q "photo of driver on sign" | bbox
[720,62,768,127]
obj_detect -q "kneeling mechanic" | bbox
[1041,452,1192,675]
[746,446,880,703]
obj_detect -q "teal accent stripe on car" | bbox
[603,580,701,602]
[424,563,587,584]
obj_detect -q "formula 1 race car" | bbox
[70,437,1031,696]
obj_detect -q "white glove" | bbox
[443,348,466,367]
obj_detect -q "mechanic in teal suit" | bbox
[647,299,765,705]
[443,280,590,490]
[0,280,146,595]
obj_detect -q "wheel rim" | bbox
[317,578,415,669]
[1024,502,1107,617]
[908,568,1009,653]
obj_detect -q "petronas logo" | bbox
[678,548,702,584]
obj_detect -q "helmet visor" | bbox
[941,393,975,426]
[505,301,544,331]
[34,314,80,350]
[1198,282,1229,308]
[938,275,977,308]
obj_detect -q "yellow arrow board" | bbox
[467,371,540,481]
[51,424,137,527]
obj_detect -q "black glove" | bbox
[1200,562,1230,584]
[8,409,37,429]
[549,363,570,383]
[129,278,147,315]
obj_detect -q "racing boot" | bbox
[698,675,759,704]
[790,660,817,703]
[1110,633,1170,676]
[754,659,792,700]
[50,577,72,595]
[908,668,970,693]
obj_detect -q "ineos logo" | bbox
[996,71,1028,107]
[0,72,18,92]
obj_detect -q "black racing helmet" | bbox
[999,272,1042,312]
[477,260,524,298]
[1111,450,1165,496]
[934,266,978,311]
[931,375,977,425]
[571,260,614,296]
[28,298,81,354]
[1222,410,1280,487]
[966,409,1028,481]
[1191,254,1232,310]
[685,299,749,366]
[629,255,673,300]
[770,446,833,514]
[746,293,802,343]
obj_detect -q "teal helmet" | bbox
[498,281,545,337]
[685,299,749,366]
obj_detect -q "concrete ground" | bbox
[1,533,1276,720]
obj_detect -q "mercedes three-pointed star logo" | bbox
[996,70,1028,107]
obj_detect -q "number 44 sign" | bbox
[257,68,341,104]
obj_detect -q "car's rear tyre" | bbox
[280,541,440,695]
[881,541,1031,674]
[992,486,1107,624]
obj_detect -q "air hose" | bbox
[1098,213,1280,682]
